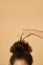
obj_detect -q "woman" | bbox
[9,40,33,65]
[9,29,43,65]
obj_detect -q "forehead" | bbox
[13,59,28,65]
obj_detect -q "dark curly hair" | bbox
[9,40,33,65]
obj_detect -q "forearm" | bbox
[30,29,43,39]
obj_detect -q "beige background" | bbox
[0,0,43,65]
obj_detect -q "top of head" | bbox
[10,40,32,54]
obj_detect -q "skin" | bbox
[18,29,43,41]
[13,59,29,65]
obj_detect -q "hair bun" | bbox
[10,40,32,54]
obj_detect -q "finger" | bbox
[20,32,24,41]
[23,34,31,39]
[17,31,24,41]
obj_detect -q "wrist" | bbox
[30,29,35,35]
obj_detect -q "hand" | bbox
[18,29,32,41]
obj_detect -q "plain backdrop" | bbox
[0,0,43,65]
